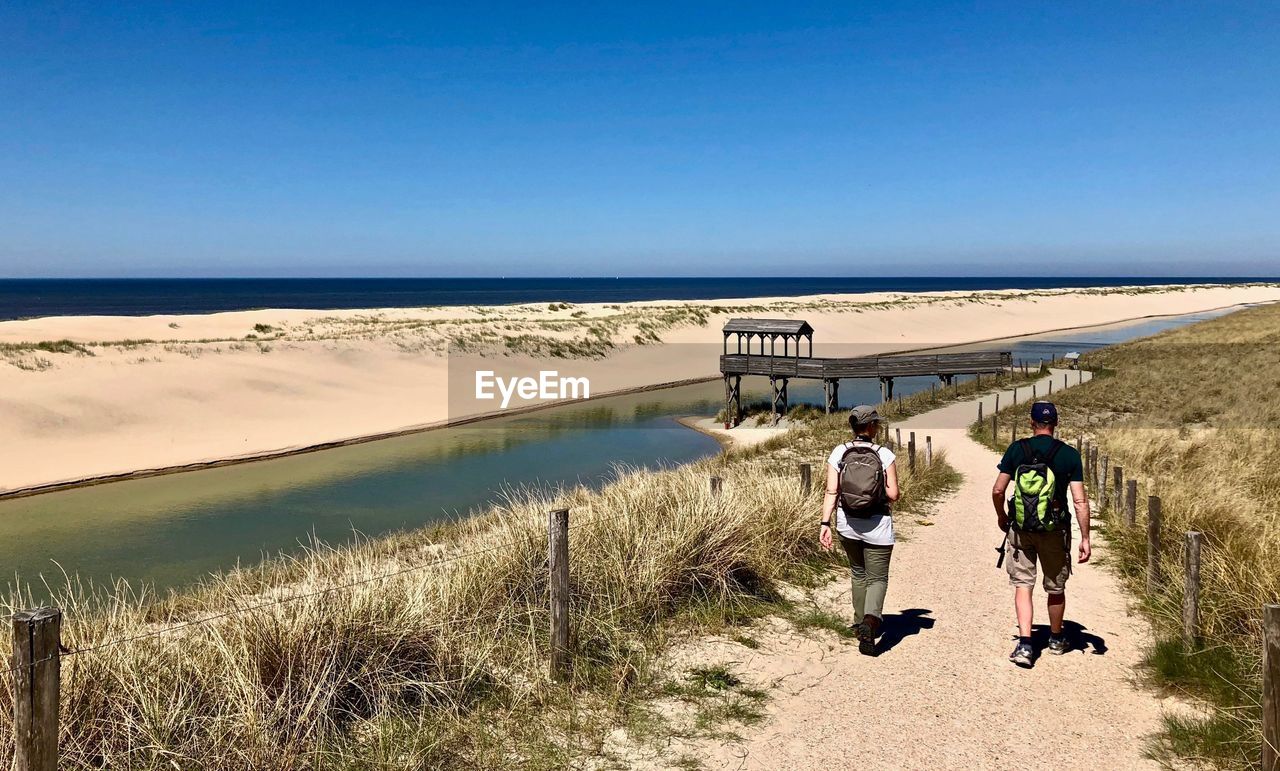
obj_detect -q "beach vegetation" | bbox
[0,398,957,769]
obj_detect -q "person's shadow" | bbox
[875,608,935,655]
[1031,620,1108,655]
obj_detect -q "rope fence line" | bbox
[2,508,625,679]
[4,469,824,680]
[5,453,917,766]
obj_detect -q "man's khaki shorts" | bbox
[1005,529,1072,594]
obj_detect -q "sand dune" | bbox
[2,283,1277,494]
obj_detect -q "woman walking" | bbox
[819,405,899,655]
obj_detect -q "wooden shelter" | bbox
[722,318,814,357]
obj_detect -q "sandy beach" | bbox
[2,283,1277,494]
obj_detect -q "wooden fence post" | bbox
[1126,478,1138,527]
[799,463,812,496]
[1032,384,1037,399]
[1147,495,1162,594]
[925,436,933,468]
[1183,531,1202,647]
[908,432,916,472]
[1063,372,1068,389]
[1264,604,1280,771]
[1100,455,1110,510]
[548,509,571,681]
[1010,420,1016,443]
[709,476,722,495]
[977,402,983,422]
[1114,466,1125,519]
[995,394,1000,413]
[990,415,997,442]
[11,607,61,771]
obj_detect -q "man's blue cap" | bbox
[1031,401,1058,424]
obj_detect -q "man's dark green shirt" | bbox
[997,435,1084,509]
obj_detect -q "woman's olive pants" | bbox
[839,534,894,620]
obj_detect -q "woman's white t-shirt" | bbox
[827,440,896,546]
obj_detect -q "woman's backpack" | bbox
[837,442,887,517]
[1009,438,1068,532]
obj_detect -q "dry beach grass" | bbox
[0,407,957,769]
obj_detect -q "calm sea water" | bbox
[0,309,1233,598]
[0,277,1268,320]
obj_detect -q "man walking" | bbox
[991,401,1091,668]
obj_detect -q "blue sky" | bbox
[2,1,1278,277]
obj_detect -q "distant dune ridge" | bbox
[1,283,1278,494]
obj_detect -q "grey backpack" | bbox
[837,442,886,517]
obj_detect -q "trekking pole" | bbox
[996,528,1009,568]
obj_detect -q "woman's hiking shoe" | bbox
[1009,640,1035,668]
[1047,634,1070,655]
[857,616,879,656]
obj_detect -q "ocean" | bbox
[0,276,1270,320]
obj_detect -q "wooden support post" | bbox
[1147,495,1162,594]
[925,436,933,467]
[930,382,936,402]
[11,607,61,771]
[799,463,812,496]
[1265,604,1280,771]
[548,509,571,681]
[990,415,997,442]
[1183,531,1202,647]
[710,476,722,495]
[908,432,916,472]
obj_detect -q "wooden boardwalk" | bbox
[719,318,1010,424]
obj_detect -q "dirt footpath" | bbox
[687,370,1174,770]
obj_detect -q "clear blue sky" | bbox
[2,1,1278,277]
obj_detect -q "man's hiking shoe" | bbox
[1047,635,1070,655]
[1009,641,1034,668]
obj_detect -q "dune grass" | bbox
[972,302,1280,769]
[0,407,957,769]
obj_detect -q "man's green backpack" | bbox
[1009,439,1068,532]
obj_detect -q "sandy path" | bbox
[683,370,1170,770]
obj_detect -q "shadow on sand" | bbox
[1030,620,1108,655]
[875,608,935,654]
